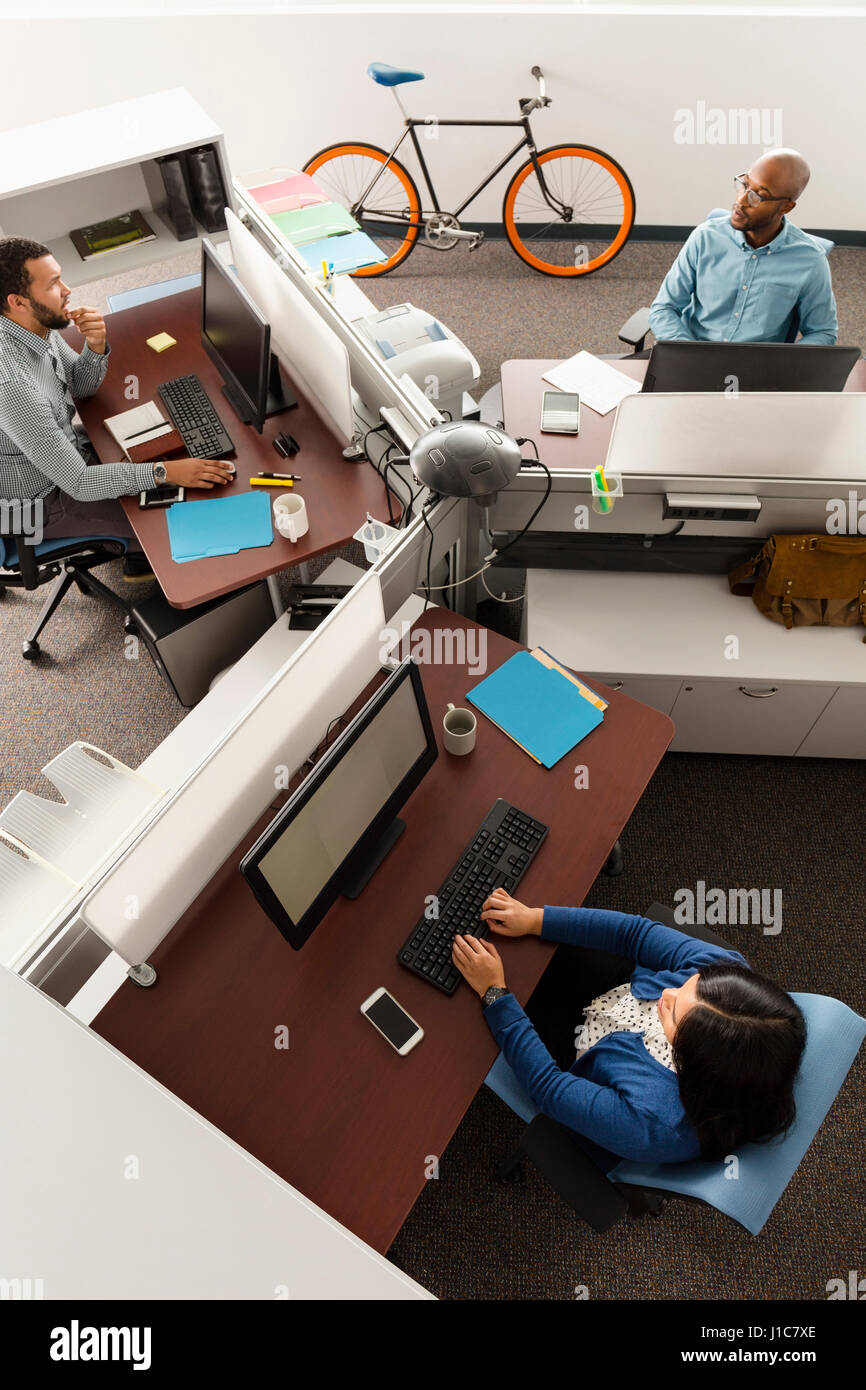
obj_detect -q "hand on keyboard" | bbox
[480,889,544,937]
[164,458,236,490]
[452,934,506,997]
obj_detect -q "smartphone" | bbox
[360,987,424,1055]
[139,485,184,509]
[540,390,580,434]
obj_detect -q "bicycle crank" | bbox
[424,213,482,250]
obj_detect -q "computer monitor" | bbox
[200,238,295,430]
[642,341,861,393]
[240,658,437,949]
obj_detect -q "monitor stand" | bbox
[342,817,406,900]
[221,354,297,425]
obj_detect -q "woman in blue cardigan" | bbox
[452,890,806,1167]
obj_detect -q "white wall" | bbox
[1,10,864,230]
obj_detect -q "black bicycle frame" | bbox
[355,114,567,230]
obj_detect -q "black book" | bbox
[156,154,198,241]
[183,145,228,233]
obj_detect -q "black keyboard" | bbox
[157,373,235,459]
[397,798,548,994]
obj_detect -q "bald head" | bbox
[754,149,811,202]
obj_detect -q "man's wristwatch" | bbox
[482,986,510,1008]
[152,462,167,485]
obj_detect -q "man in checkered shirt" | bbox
[0,236,233,569]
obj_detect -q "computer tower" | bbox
[130,581,277,707]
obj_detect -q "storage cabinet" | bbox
[795,686,866,758]
[668,680,834,756]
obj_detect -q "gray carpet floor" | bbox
[2,236,864,1301]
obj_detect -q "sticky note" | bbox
[146,332,176,353]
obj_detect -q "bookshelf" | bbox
[0,89,234,288]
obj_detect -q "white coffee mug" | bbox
[274,492,308,543]
[443,702,477,755]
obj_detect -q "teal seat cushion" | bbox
[0,534,128,570]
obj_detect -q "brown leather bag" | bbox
[728,534,866,640]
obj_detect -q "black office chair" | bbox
[0,529,134,659]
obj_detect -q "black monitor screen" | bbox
[240,660,437,949]
[201,239,269,429]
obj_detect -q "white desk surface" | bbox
[1,967,431,1300]
[527,569,866,685]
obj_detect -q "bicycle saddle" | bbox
[368,62,425,87]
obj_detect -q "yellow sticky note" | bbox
[146,332,176,353]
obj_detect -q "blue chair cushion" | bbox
[608,993,866,1234]
[368,62,425,87]
[484,992,865,1235]
[0,534,129,571]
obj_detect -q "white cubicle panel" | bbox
[227,207,355,445]
[231,181,440,442]
[606,392,866,482]
[80,572,388,966]
[0,967,431,1300]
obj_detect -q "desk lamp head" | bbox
[409,421,522,501]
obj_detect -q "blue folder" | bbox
[466,651,604,769]
[166,491,273,563]
[297,230,387,275]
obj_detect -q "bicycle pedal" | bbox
[468,233,485,252]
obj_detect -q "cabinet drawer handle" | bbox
[738,685,779,699]
[607,681,624,692]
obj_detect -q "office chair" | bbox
[484,902,866,1235]
[613,212,834,356]
[0,530,134,660]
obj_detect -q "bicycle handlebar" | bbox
[520,65,551,114]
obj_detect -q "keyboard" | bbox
[397,798,548,994]
[157,374,235,459]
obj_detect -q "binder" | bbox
[466,651,604,769]
[184,145,228,233]
[156,154,198,241]
[166,492,273,563]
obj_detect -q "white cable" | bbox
[480,568,525,604]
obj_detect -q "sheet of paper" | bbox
[542,350,641,416]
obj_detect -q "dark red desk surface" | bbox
[91,609,673,1254]
[72,290,391,608]
[502,357,866,473]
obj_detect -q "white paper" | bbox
[543,350,641,417]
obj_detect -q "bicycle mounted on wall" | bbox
[304,64,636,278]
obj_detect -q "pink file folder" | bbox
[247,172,329,212]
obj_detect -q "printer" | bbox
[354,302,481,422]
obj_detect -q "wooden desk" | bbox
[91,609,673,1254]
[72,290,391,608]
[502,357,866,474]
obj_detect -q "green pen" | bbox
[594,466,612,513]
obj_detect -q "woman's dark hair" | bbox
[0,236,51,314]
[672,962,806,1161]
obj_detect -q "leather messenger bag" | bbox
[728,534,866,640]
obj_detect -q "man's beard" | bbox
[28,295,70,331]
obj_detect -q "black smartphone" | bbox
[139,485,185,509]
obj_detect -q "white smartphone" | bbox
[541,390,580,434]
[360,987,424,1055]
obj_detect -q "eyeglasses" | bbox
[734,174,789,207]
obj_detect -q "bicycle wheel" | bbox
[303,142,421,276]
[503,144,635,277]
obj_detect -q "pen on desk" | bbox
[258,471,301,481]
[249,476,294,487]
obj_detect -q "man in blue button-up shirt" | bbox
[649,149,837,345]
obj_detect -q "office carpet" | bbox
[2,237,864,1301]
